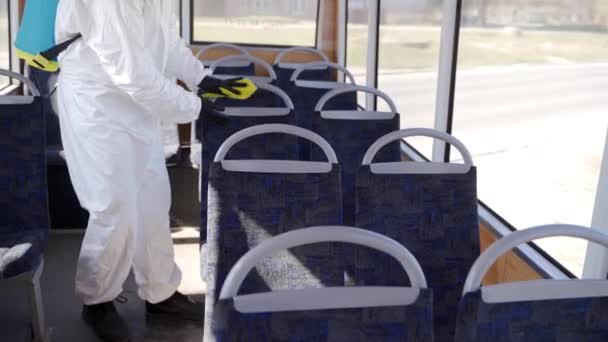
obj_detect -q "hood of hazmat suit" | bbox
[55,0,209,305]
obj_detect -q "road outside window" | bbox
[453,0,608,277]
[346,0,370,106]
[377,0,443,157]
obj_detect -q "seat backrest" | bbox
[354,128,478,342]
[272,47,331,88]
[312,85,401,225]
[196,43,255,76]
[29,68,61,148]
[204,124,344,335]
[213,81,286,110]
[197,84,297,239]
[209,55,276,85]
[0,69,49,277]
[456,225,608,342]
[285,62,359,160]
[210,226,434,342]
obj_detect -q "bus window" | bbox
[452,0,608,277]
[346,0,370,106]
[191,0,320,47]
[0,0,10,89]
[377,0,443,157]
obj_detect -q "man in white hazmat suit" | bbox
[55,1,248,340]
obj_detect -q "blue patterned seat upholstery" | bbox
[354,128,480,342]
[209,226,434,341]
[0,97,49,279]
[29,69,62,163]
[355,168,479,341]
[30,68,89,229]
[212,289,434,342]
[291,85,357,133]
[273,65,332,90]
[312,113,400,225]
[287,86,357,160]
[213,63,255,77]
[455,225,608,342]
[204,153,344,335]
[455,290,608,342]
[205,165,344,298]
[272,47,331,89]
[196,91,297,241]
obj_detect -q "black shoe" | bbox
[82,302,132,342]
[146,292,203,322]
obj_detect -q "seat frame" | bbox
[2,259,50,342]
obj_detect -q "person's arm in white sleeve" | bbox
[79,0,201,124]
[164,7,211,90]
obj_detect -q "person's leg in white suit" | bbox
[57,78,200,341]
[132,135,182,304]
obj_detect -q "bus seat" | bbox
[273,47,332,88]
[191,79,286,168]
[29,67,90,229]
[196,87,296,241]
[456,225,608,342]
[28,69,62,159]
[213,61,282,109]
[208,55,276,85]
[190,55,284,170]
[203,125,344,336]
[0,69,50,341]
[354,129,479,342]
[196,43,255,76]
[209,227,434,341]
[312,86,400,226]
[286,62,358,160]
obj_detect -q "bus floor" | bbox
[0,227,205,342]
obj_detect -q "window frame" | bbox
[0,0,13,91]
[344,0,380,111]
[177,0,183,37]
[443,0,602,279]
[183,0,600,280]
[347,0,579,279]
[188,0,321,49]
[400,139,575,280]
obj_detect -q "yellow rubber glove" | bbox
[198,77,257,100]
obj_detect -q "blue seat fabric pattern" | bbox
[197,91,297,242]
[312,115,400,225]
[354,167,480,342]
[287,87,358,160]
[273,66,332,90]
[204,164,344,335]
[211,289,434,342]
[0,97,49,279]
[455,290,608,342]
[30,68,89,230]
[30,69,63,164]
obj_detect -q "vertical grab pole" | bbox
[365,0,379,111]
[432,0,460,162]
[337,0,348,82]
[11,0,21,74]
[182,0,192,44]
[583,128,608,279]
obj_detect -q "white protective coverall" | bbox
[55,0,209,305]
